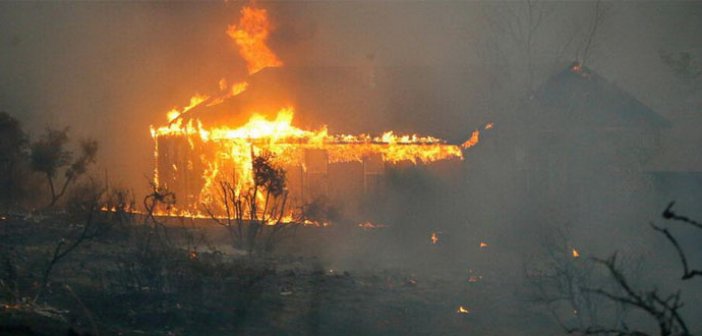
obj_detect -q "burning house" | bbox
[149,4,482,221]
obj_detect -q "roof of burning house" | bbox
[172,66,464,139]
[180,66,385,126]
[531,63,671,129]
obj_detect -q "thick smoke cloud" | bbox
[1,1,701,332]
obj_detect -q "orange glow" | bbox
[571,62,583,73]
[461,130,480,149]
[479,242,488,248]
[431,232,439,244]
[457,306,470,314]
[151,106,469,220]
[572,248,580,258]
[230,81,249,96]
[227,5,282,74]
[166,94,209,122]
[485,122,493,130]
[358,221,387,230]
[152,108,465,218]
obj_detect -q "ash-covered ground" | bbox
[0,212,557,336]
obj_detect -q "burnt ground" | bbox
[0,212,556,336]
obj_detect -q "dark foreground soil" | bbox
[0,212,555,336]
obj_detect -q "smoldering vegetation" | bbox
[1,1,702,335]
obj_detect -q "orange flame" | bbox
[572,248,580,258]
[227,5,282,74]
[151,107,466,218]
[230,81,249,96]
[358,221,387,230]
[461,130,480,149]
[431,232,439,244]
[166,94,209,122]
[479,242,488,248]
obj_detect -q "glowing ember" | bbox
[479,242,488,248]
[457,306,470,314]
[572,248,580,258]
[431,232,439,244]
[570,62,583,73]
[358,221,387,230]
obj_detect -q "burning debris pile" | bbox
[149,3,486,221]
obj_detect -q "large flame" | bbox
[227,5,282,75]
[152,108,466,215]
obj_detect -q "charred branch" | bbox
[142,182,176,249]
[651,224,702,281]
[653,202,702,280]
[662,202,702,230]
[576,254,691,336]
[34,196,107,303]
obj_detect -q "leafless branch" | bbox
[33,201,102,303]
[578,255,691,336]
[662,202,702,230]
[578,0,611,66]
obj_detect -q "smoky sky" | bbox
[0,0,700,193]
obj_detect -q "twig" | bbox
[64,284,99,336]
[651,224,702,280]
[663,202,702,230]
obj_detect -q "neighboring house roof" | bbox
[646,131,702,173]
[532,62,671,129]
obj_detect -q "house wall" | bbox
[154,137,394,217]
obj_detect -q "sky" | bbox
[0,0,700,191]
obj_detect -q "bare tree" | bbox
[574,0,612,67]
[526,227,634,332]
[142,181,176,250]
[0,180,112,307]
[573,254,690,336]
[203,151,291,254]
[563,203,700,336]
[654,202,702,280]
[479,0,553,95]
[478,0,611,100]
